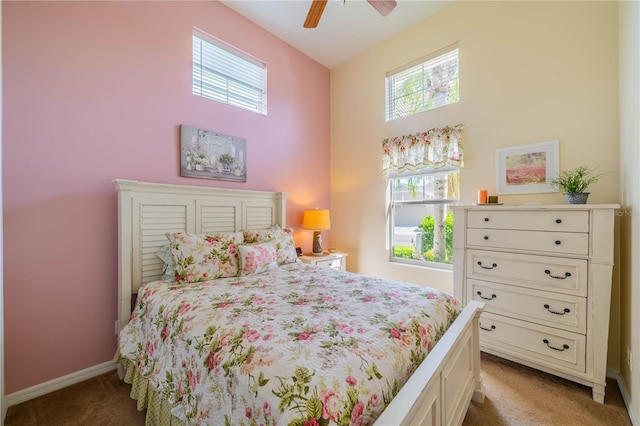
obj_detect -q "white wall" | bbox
[618,1,639,422]
[330,0,620,361]
[330,1,619,282]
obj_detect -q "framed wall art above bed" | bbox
[180,124,247,182]
[113,179,485,425]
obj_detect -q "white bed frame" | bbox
[114,179,485,425]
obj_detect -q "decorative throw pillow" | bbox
[156,244,176,282]
[239,241,278,276]
[166,232,244,283]
[242,226,298,265]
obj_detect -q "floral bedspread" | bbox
[116,262,461,426]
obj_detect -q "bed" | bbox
[113,179,485,425]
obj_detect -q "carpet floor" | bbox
[5,352,632,425]
[463,353,631,426]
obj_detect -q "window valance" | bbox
[381,124,464,175]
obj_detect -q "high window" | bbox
[385,45,459,121]
[192,30,267,115]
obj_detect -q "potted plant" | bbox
[549,166,603,204]
[192,152,209,171]
[218,153,234,173]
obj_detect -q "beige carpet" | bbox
[4,370,146,426]
[463,353,631,426]
[5,352,631,425]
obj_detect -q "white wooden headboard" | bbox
[114,179,288,330]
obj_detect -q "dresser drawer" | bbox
[468,210,589,232]
[314,258,344,269]
[300,253,347,271]
[479,312,586,373]
[466,228,589,255]
[468,279,586,333]
[466,250,587,296]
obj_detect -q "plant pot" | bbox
[565,193,589,204]
[195,164,205,171]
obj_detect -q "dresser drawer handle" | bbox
[480,324,496,332]
[544,304,571,315]
[483,236,489,240]
[544,270,572,279]
[477,261,497,269]
[484,217,490,222]
[476,291,497,300]
[555,219,562,224]
[555,240,562,245]
[543,339,570,351]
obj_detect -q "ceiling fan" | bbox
[304,0,398,28]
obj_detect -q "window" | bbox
[192,30,267,115]
[385,45,459,121]
[389,168,459,268]
[382,126,463,269]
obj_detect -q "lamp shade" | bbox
[302,209,331,231]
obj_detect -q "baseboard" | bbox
[614,370,638,426]
[6,361,116,407]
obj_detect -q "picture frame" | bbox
[495,140,559,195]
[180,125,247,182]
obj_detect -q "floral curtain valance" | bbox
[381,124,464,175]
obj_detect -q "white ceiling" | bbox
[220,0,455,69]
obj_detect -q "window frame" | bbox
[385,44,459,121]
[192,29,267,115]
[387,167,460,270]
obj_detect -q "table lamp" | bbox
[302,208,331,255]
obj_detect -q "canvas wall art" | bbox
[180,125,246,182]
[495,140,559,194]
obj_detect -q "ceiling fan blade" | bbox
[304,0,328,28]
[367,0,397,17]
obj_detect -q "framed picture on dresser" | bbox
[495,140,559,195]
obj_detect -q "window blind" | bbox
[192,30,267,115]
[385,45,459,121]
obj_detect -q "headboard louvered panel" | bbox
[138,203,189,285]
[198,203,240,233]
[114,179,288,331]
[245,205,275,229]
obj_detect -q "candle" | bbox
[478,189,488,204]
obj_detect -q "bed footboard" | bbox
[374,300,485,425]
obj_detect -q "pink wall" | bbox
[2,1,330,393]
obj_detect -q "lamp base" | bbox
[312,230,324,255]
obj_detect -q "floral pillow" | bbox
[239,241,278,276]
[242,226,298,265]
[166,232,244,283]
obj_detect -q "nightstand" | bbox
[299,252,348,271]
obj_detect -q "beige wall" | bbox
[618,0,639,422]
[330,0,621,363]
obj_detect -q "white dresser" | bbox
[452,204,618,403]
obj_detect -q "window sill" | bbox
[389,257,453,272]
